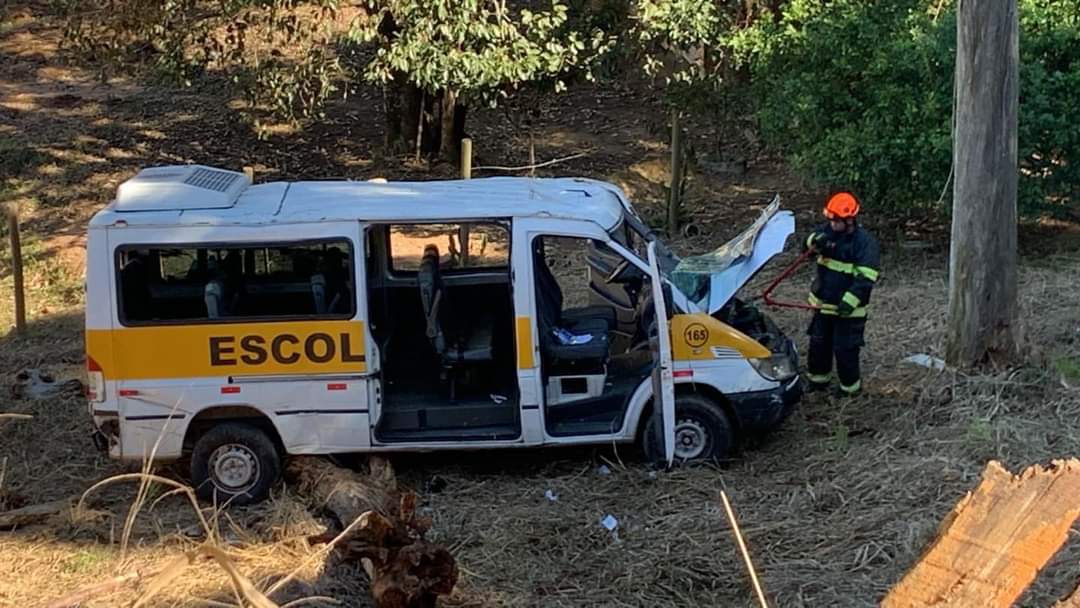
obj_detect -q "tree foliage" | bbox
[59,0,1080,210]
[735,0,1080,214]
[353,1,611,105]
[742,0,955,211]
[62,0,344,123]
[61,0,610,155]
[632,0,1080,214]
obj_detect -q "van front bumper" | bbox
[729,375,802,434]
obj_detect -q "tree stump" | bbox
[287,457,457,608]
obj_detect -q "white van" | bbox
[85,165,802,504]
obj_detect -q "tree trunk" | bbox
[438,90,466,163]
[946,0,1021,366]
[380,84,465,162]
[668,110,683,235]
[380,79,423,157]
[286,457,457,608]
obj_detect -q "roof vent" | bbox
[115,165,251,212]
[183,167,243,193]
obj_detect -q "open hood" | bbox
[670,195,795,314]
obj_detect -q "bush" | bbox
[740,0,1080,216]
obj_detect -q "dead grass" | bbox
[1,1,1079,606]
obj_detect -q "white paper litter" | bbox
[902,354,947,371]
[544,489,559,503]
[596,464,612,476]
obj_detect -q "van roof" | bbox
[90,166,632,231]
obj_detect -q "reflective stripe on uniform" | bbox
[842,291,861,309]
[840,380,862,394]
[807,373,831,384]
[817,256,854,274]
[855,265,879,281]
[808,293,835,310]
[819,256,880,283]
[809,293,867,317]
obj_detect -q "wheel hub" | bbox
[673,418,708,460]
[209,444,259,493]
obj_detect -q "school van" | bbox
[85,165,803,504]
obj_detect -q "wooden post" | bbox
[6,204,26,334]
[242,166,254,182]
[460,137,472,179]
[415,92,426,163]
[529,132,536,178]
[459,137,472,266]
[668,111,683,235]
[946,0,1021,366]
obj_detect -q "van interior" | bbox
[366,225,659,443]
[532,236,655,437]
[116,240,355,324]
[366,223,521,442]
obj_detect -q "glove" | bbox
[805,231,830,253]
[836,300,854,317]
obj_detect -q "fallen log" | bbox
[883,459,1080,608]
[287,456,457,608]
[0,498,71,529]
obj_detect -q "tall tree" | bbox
[946,0,1022,365]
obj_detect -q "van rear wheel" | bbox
[643,394,735,463]
[191,423,280,506]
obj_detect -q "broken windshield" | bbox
[669,196,782,305]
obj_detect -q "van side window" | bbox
[388,223,509,273]
[116,239,354,324]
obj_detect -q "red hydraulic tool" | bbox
[759,248,821,311]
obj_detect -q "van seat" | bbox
[204,280,224,318]
[533,241,616,332]
[418,244,495,399]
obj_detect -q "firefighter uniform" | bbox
[804,194,881,396]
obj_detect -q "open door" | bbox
[646,241,676,466]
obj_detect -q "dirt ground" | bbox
[3,2,1080,607]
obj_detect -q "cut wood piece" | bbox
[0,498,71,529]
[883,459,1080,608]
[287,456,457,608]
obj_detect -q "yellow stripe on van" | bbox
[516,316,535,369]
[670,313,770,361]
[87,320,366,381]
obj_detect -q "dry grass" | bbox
[2,1,1080,606]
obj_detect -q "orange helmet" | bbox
[824,191,860,220]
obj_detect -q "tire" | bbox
[190,422,281,506]
[642,393,736,464]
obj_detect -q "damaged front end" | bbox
[666,196,803,428]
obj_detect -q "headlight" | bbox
[749,354,798,381]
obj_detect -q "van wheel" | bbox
[191,423,280,506]
[643,394,735,463]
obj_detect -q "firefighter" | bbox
[803,191,880,397]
